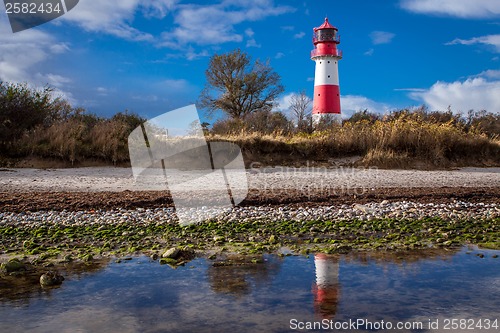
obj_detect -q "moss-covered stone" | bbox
[159,258,178,265]
[1,258,25,273]
[0,217,498,261]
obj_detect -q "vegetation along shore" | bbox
[1,81,499,169]
[1,187,498,276]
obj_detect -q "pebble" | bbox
[0,201,497,227]
[162,247,180,259]
[39,272,64,287]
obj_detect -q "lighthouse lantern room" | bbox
[311,18,342,124]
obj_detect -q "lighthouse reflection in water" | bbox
[312,254,340,319]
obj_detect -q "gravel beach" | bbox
[1,166,499,211]
[0,167,498,262]
[1,166,499,193]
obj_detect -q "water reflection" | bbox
[0,247,498,333]
[312,253,340,319]
[207,255,282,297]
[0,260,109,305]
[344,247,461,266]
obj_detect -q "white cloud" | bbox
[0,19,69,84]
[275,52,285,59]
[475,69,500,79]
[141,0,179,18]
[273,92,312,120]
[341,95,391,118]
[394,88,427,92]
[59,1,293,52]
[293,32,305,39]
[364,48,374,56]
[35,73,72,88]
[275,93,391,119]
[246,39,262,48]
[51,88,78,106]
[186,48,210,61]
[159,0,295,47]
[0,17,76,104]
[161,78,195,93]
[59,1,293,47]
[132,94,159,102]
[60,1,154,41]
[50,43,71,54]
[274,92,299,113]
[400,0,500,18]
[245,28,255,38]
[245,28,261,48]
[369,31,396,45]
[60,0,178,41]
[96,87,109,96]
[409,74,500,114]
[446,34,500,53]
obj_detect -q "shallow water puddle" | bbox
[0,247,498,332]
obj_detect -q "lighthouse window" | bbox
[318,94,321,96]
[319,61,322,64]
[328,61,330,63]
[328,75,331,78]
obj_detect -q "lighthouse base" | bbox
[312,113,342,126]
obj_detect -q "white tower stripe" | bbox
[314,57,339,86]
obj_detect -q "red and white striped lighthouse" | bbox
[311,18,342,124]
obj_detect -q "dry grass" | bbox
[2,107,499,169]
[209,112,500,168]
[4,81,495,169]
[10,113,141,166]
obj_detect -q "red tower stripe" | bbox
[312,85,341,114]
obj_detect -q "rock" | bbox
[332,244,352,254]
[269,235,277,244]
[82,254,93,262]
[213,236,225,243]
[40,272,64,287]
[159,258,178,265]
[162,247,180,259]
[63,254,73,262]
[354,204,374,214]
[150,253,159,260]
[181,247,195,258]
[1,259,25,273]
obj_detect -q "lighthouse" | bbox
[311,18,342,124]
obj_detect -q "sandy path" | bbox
[0,166,499,192]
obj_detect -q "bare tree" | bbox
[289,90,312,131]
[199,49,284,120]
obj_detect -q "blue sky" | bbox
[0,0,499,121]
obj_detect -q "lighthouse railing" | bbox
[310,49,343,58]
[313,35,341,44]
